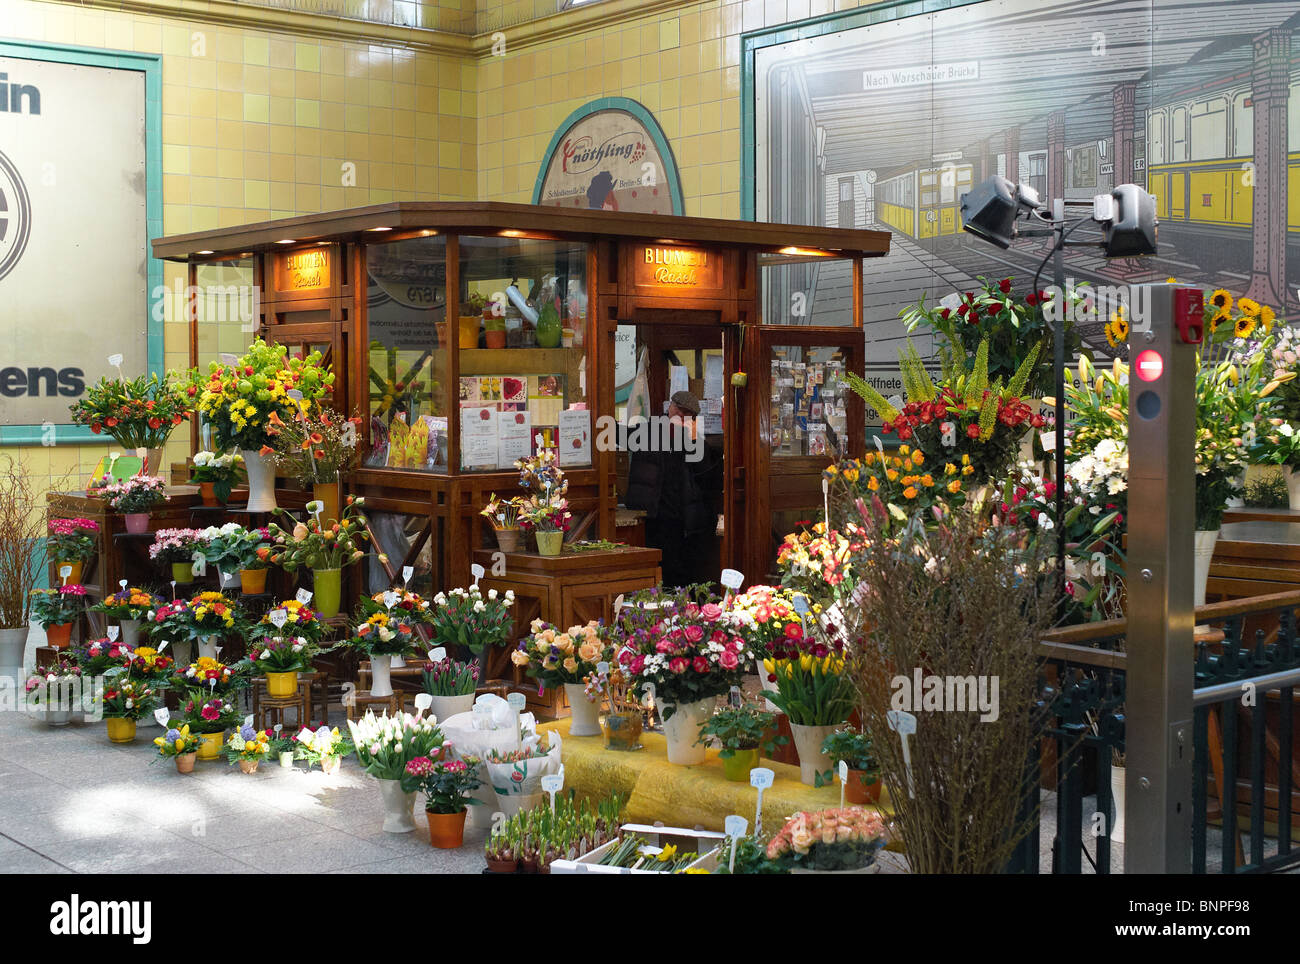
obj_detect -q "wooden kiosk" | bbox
[152,204,890,629]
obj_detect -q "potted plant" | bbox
[265,405,361,525]
[74,636,136,678]
[404,751,486,849]
[29,585,87,649]
[46,517,98,586]
[233,526,273,594]
[348,612,416,697]
[763,633,856,785]
[250,634,316,698]
[765,807,888,874]
[426,585,515,669]
[100,475,168,534]
[268,732,299,769]
[616,585,751,766]
[68,371,192,471]
[484,297,507,349]
[154,591,242,660]
[821,727,881,803]
[223,724,271,773]
[100,678,157,744]
[24,656,84,726]
[480,493,525,553]
[511,618,615,736]
[173,687,243,761]
[0,456,48,677]
[148,528,205,584]
[195,522,249,589]
[182,339,334,512]
[264,496,378,618]
[421,657,480,722]
[153,723,202,773]
[586,662,643,751]
[725,584,804,708]
[127,645,176,686]
[484,823,519,874]
[357,588,433,667]
[294,724,353,777]
[257,599,325,645]
[347,709,446,833]
[696,703,787,781]
[188,450,243,506]
[90,587,163,648]
[514,452,571,556]
[460,291,488,348]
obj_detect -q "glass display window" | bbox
[769,344,851,458]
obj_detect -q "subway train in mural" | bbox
[874,65,1300,275]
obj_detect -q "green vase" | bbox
[313,567,341,618]
[536,302,562,349]
[722,748,760,782]
[171,561,193,584]
[535,530,564,556]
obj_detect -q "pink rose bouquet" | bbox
[765,807,888,871]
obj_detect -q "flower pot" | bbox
[196,730,225,761]
[391,654,407,669]
[494,527,522,553]
[240,447,278,513]
[0,626,27,677]
[723,747,760,782]
[790,722,840,786]
[175,752,196,774]
[458,315,481,349]
[171,561,193,584]
[144,448,165,476]
[428,693,474,723]
[759,670,780,713]
[239,758,260,774]
[1111,766,1126,843]
[485,856,519,874]
[239,568,268,594]
[217,569,238,590]
[119,618,142,648]
[199,481,219,507]
[1286,467,1300,510]
[377,777,417,833]
[535,530,564,557]
[42,705,72,727]
[564,682,602,736]
[55,560,83,585]
[601,711,643,751]
[1193,528,1220,609]
[106,717,137,744]
[484,329,507,349]
[313,567,341,618]
[125,513,150,534]
[198,636,220,660]
[321,755,342,777]
[171,639,193,668]
[266,670,298,698]
[44,622,73,650]
[313,481,341,526]
[844,768,882,805]
[279,751,296,769]
[369,657,393,698]
[427,808,468,848]
[661,697,715,766]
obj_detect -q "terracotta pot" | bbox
[484,329,506,349]
[106,717,137,744]
[238,758,260,774]
[199,482,219,507]
[196,730,225,761]
[44,622,73,649]
[266,670,298,698]
[427,808,468,848]
[55,560,83,585]
[494,528,522,553]
[843,768,882,805]
[124,513,150,534]
[239,568,268,594]
[313,481,341,526]
[175,752,197,774]
[485,856,519,874]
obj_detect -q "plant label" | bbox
[612,594,625,611]
[382,590,399,611]
[470,563,485,586]
[170,580,177,600]
[887,709,918,799]
[107,353,124,368]
[506,692,527,712]
[59,565,71,585]
[724,815,747,839]
[428,646,447,662]
[720,568,744,591]
[595,661,609,676]
[286,389,303,402]
[1040,429,1057,452]
[243,714,253,729]
[268,609,288,629]
[219,353,238,365]
[119,579,128,591]
[749,767,774,790]
[839,760,849,808]
[402,566,413,585]
[792,594,810,615]
[541,773,563,793]
[295,589,313,605]
[273,723,283,736]
[191,551,206,577]
[413,693,433,717]
[106,626,119,642]
[154,708,171,728]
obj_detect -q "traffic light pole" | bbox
[1124,283,1200,873]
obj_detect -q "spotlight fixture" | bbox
[1097,183,1158,257]
[958,175,1042,249]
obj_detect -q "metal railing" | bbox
[1023,591,1300,874]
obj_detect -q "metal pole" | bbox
[1125,283,1197,873]
[1052,199,1066,582]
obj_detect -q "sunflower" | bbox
[1210,289,1232,313]
[1238,297,1261,317]
[1260,304,1276,333]
[1113,313,1130,341]
[1235,313,1257,339]
[1104,322,1118,349]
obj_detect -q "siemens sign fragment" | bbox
[863,62,979,90]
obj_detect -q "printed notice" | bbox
[558,408,592,466]
[461,405,498,469]
[497,409,533,469]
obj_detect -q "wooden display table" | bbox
[473,544,661,717]
[1208,521,1300,600]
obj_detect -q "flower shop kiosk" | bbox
[152,203,889,609]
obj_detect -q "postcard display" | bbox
[770,351,849,458]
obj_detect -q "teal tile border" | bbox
[0,38,163,446]
[531,96,685,216]
[740,0,987,220]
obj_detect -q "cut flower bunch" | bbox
[70,372,191,449]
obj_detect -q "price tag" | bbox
[719,568,744,591]
[428,646,447,662]
[169,580,177,600]
[382,590,399,611]
[59,565,71,585]
[106,626,119,642]
[286,389,303,402]
[749,766,775,837]
[218,570,236,587]
[402,566,413,586]
[273,723,283,737]
[413,693,433,717]
[119,579,128,591]
[156,638,169,653]
[154,708,171,727]
[938,292,962,311]
[541,772,564,812]
[107,352,124,368]
[792,594,811,615]
[887,709,918,799]
[839,760,849,808]
[470,563,485,586]
[268,609,288,629]
[506,692,526,712]
[612,594,625,611]
[1040,429,1057,452]
[191,551,206,578]
[724,814,748,874]
[242,714,254,729]
[595,661,610,676]
[295,588,313,605]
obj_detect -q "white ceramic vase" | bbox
[240,448,278,513]
[660,697,715,766]
[0,627,27,678]
[759,671,780,713]
[376,777,417,833]
[428,693,474,723]
[565,682,602,736]
[198,636,220,660]
[370,658,393,698]
[390,654,406,669]
[1285,468,1300,510]
[1111,766,1126,844]
[118,619,142,649]
[170,639,193,668]
[790,722,840,786]
[1193,528,1220,609]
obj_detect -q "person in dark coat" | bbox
[625,391,712,589]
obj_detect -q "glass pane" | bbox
[363,235,449,472]
[456,236,590,472]
[769,344,851,458]
[759,255,855,326]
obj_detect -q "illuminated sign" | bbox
[281,249,330,290]
[1135,349,1164,382]
[631,245,725,293]
[643,246,707,286]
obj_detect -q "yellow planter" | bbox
[196,730,225,761]
[266,671,298,698]
[105,718,136,744]
[459,315,481,349]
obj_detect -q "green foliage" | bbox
[696,703,788,757]
[1245,470,1289,508]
